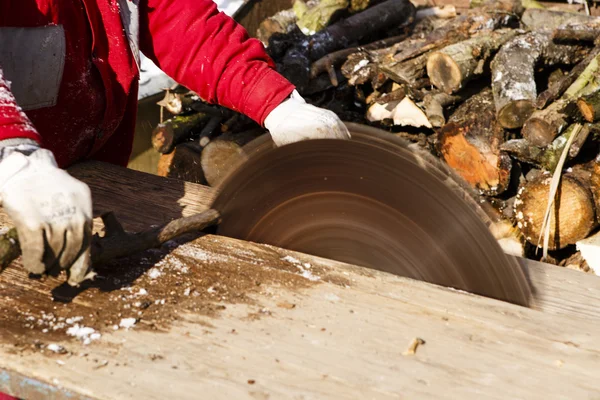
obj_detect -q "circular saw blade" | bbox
[211,123,532,306]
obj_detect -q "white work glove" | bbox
[264,90,351,147]
[0,143,93,285]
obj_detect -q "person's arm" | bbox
[0,68,93,285]
[139,0,350,145]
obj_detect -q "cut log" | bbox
[437,88,512,196]
[257,9,298,47]
[514,172,596,250]
[279,0,416,88]
[491,31,589,129]
[523,52,600,146]
[501,123,590,171]
[151,113,209,154]
[341,0,519,88]
[578,90,600,122]
[157,143,206,185]
[536,45,600,109]
[521,9,600,30]
[200,130,265,187]
[427,29,520,94]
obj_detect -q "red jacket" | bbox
[0,0,295,168]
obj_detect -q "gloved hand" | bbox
[264,90,351,147]
[0,145,94,285]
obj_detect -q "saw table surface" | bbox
[1,162,600,400]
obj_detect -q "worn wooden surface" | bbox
[2,161,600,400]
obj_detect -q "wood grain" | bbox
[1,161,600,399]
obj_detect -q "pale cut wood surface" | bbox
[1,161,600,399]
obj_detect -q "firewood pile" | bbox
[151,0,600,272]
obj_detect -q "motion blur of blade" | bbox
[211,123,532,307]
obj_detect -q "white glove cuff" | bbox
[0,148,58,189]
[264,90,307,132]
[0,138,40,161]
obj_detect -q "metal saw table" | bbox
[1,162,599,400]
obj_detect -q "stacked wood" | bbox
[523,50,600,146]
[148,0,600,269]
[152,87,266,186]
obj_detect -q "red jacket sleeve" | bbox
[0,68,42,144]
[139,0,295,126]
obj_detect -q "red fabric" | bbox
[0,0,295,168]
[0,394,17,400]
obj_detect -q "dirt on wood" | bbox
[0,234,350,356]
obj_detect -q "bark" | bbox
[423,91,462,127]
[310,34,408,81]
[157,143,206,185]
[536,45,600,109]
[427,29,520,94]
[151,113,209,154]
[380,5,520,85]
[279,0,416,88]
[514,173,596,250]
[339,0,519,88]
[501,123,590,171]
[523,52,600,146]
[578,89,600,122]
[257,9,298,47]
[92,210,222,266]
[553,26,600,43]
[293,0,349,36]
[437,88,512,196]
[491,31,589,129]
[0,210,222,276]
[521,9,600,31]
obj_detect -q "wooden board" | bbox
[1,161,600,400]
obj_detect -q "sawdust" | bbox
[0,234,343,355]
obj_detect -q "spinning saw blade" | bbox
[211,123,532,306]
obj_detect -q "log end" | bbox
[151,124,175,154]
[577,98,596,123]
[521,117,556,148]
[157,144,206,185]
[438,122,510,196]
[426,52,462,95]
[497,100,535,130]
[515,174,595,250]
[201,140,245,187]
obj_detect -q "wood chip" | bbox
[402,337,425,356]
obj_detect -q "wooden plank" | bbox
[1,161,600,399]
[1,234,600,399]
